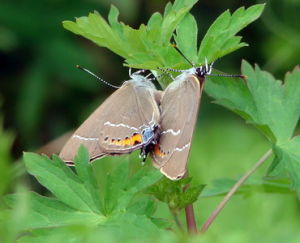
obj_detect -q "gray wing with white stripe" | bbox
[151,74,202,180]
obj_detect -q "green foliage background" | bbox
[1,0,300,242]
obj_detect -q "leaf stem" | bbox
[200,149,272,233]
[170,207,184,231]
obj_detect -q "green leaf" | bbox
[206,61,300,144]
[146,177,204,211]
[62,0,198,72]
[270,136,300,193]
[63,2,264,90]
[20,212,165,242]
[74,145,103,213]
[127,197,156,217]
[201,177,290,197]
[17,227,86,243]
[280,67,300,139]
[205,61,300,192]
[104,161,161,214]
[14,147,163,238]
[159,0,198,44]
[5,192,105,231]
[106,212,161,236]
[0,186,31,242]
[63,12,127,58]
[174,13,198,63]
[103,161,130,214]
[174,184,205,210]
[147,12,163,42]
[23,152,102,213]
[127,164,162,192]
[107,5,123,37]
[198,4,265,63]
[151,218,172,229]
[163,2,173,17]
[146,176,190,202]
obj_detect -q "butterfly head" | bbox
[194,58,214,78]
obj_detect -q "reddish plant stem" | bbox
[185,202,197,234]
[183,172,197,234]
[200,149,272,233]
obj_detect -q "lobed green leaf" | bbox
[200,177,290,197]
[160,0,198,45]
[62,0,198,73]
[206,61,300,144]
[270,136,300,193]
[206,61,300,191]
[174,13,198,64]
[5,192,105,231]
[74,145,103,213]
[16,147,164,238]
[198,4,265,63]
[146,176,204,211]
[63,1,265,89]
[104,161,161,214]
[23,152,102,213]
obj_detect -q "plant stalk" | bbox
[170,207,184,231]
[200,149,272,233]
[184,201,197,234]
[183,172,197,234]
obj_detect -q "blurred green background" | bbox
[1,0,300,241]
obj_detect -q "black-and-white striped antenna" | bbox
[171,44,246,79]
[76,65,120,89]
[172,44,194,67]
[207,73,247,78]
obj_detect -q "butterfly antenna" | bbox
[145,72,157,81]
[145,72,152,78]
[157,67,175,80]
[207,73,247,79]
[172,44,194,67]
[76,65,120,89]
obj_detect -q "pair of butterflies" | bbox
[59,60,229,180]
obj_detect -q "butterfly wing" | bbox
[60,80,160,163]
[151,75,202,180]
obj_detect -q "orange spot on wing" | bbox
[153,144,166,157]
[113,139,122,145]
[130,134,142,145]
[124,137,131,146]
[110,134,143,147]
